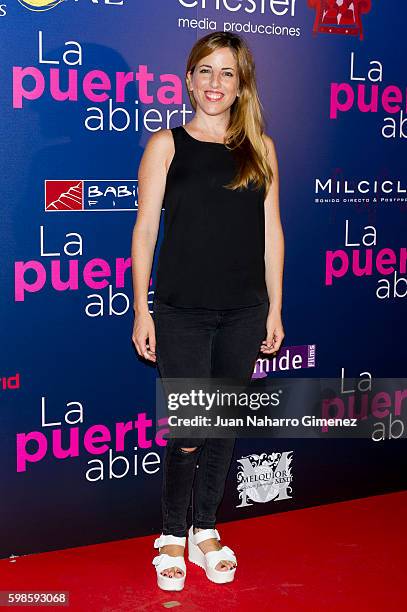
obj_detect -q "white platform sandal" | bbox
[188,526,237,584]
[152,534,187,591]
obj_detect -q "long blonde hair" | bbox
[185,31,273,194]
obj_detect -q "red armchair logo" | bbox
[308,0,372,40]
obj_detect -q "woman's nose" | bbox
[210,73,221,88]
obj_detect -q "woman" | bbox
[131,31,284,591]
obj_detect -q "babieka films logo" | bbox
[236,451,293,508]
[308,0,372,40]
[45,180,137,211]
[17,0,64,11]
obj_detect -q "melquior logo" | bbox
[308,0,372,40]
[17,0,64,11]
[236,451,293,508]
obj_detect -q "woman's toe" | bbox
[217,561,229,571]
[223,560,235,570]
[162,566,184,578]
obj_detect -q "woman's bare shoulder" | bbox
[262,132,278,163]
[143,128,175,171]
[145,128,174,150]
[261,132,276,152]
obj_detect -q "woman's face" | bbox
[187,47,240,117]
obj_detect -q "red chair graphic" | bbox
[308,0,372,40]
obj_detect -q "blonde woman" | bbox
[131,31,284,590]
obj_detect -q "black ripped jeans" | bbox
[152,296,269,537]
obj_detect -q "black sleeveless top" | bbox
[154,125,269,309]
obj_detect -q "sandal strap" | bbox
[204,545,237,570]
[191,528,220,546]
[154,534,186,548]
[152,553,186,573]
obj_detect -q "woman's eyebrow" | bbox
[199,64,235,70]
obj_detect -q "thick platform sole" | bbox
[188,538,236,584]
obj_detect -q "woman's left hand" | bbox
[260,308,284,355]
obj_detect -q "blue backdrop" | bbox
[0,0,405,558]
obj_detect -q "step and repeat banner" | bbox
[1,1,406,559]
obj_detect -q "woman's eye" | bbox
[199,69,233,77]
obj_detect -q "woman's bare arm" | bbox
[131,129,174,360]
[131,129,174,315]
[263,134,284,313]
[261,134,285,353]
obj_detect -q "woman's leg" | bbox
[192,301,269,531]
[153,299,219,537]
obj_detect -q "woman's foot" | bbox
[193,527,236,572]
[158,544,185,579]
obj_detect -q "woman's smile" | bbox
[204,91,225,102]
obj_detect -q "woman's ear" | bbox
[186,70,192,91]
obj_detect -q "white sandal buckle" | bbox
[154,534,186,549]
[191,528,220,545]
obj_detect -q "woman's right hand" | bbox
[132,310,157,362]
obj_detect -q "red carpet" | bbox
[1,491,405,611]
